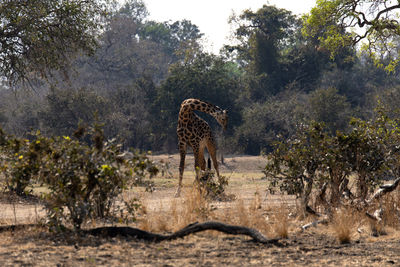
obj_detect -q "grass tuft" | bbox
[272,203,289,238]
[332,207,357,244]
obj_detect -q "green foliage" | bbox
[264,122,327,197]
[265,111,394,211]
[117,0,148,22]
[0,124,158,230]
[0,0,107,84]
[228,5,298,70]
[2,2,400,157]
[302,0,400,69]
[0,130,49,195]
[39,124,158,230]
[39,87,110,137]
[227,5,301,97]
[308,87,351,133]
[154,52,242,151]
[103,79,155,150]
[226,4,350,100]
[234,90,307,154]
[140,19,203,60]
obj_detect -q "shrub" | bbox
[38,124,158,230]
[197,169,229,200]
[264,114,390,215]
[0,124,158,230]
[0,130,49,196]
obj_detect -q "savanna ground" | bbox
[0,154,399,266]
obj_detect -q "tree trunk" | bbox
[356,172,368,201]
[300,178,313,218]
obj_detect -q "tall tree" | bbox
[73,1,203,89]
[0,0,107,85]
[227,5,298,75]
[226,5,339,100]
[140,19,203,61]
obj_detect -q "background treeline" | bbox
[1,1,400,155]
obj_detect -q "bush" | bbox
[0,130,49,195]
[39,124,158,230]
[196,169,229,200]
[0,124,158,230]
[264,114,390,215]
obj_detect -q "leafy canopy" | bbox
[0,0,107,84]
[303,0,400,71]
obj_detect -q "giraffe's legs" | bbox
[198,142,206,171]
[192,144,202,182]
[207,138,220,179]
[175,141,187,197]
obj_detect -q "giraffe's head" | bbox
[215,109,228,130]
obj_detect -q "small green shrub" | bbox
[39,124,158,230]
[197,169,229,200]
[0,130,49,195]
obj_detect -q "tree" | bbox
[140,19,203,62]
[234,90,308,155]
[72,2,203,89]
[0,0,107,85]
[103,78,155,150]
[0,88,42,136]
[226,5,339,100]
[38,87,110,137]
[76,7,167,87]
[265,118,389,215]
[227,5,298,74]
[303,0,400,71]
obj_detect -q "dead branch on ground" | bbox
[85,221,281,245]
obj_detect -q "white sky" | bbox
[143,0,317,54]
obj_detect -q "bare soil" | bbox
[0,154,400,266]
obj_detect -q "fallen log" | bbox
[85,221,281,245]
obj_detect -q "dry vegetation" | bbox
[1,154,400,266]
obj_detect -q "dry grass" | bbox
[138,186,215,232]
[272,203,290,238]
[3,155,400,266]
[331,207,358,244]
[363,190,400,237]
[381,191,400,228]
[135,187,295,239]
[213,190,273,237]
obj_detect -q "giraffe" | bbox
[175,98,228,197]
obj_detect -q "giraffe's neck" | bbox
[179,99,222,122]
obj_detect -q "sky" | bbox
[143,0,317,54]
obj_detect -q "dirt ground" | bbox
[1,154,400,266]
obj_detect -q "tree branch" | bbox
[374,4,400,22]
[366,177,400,205]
